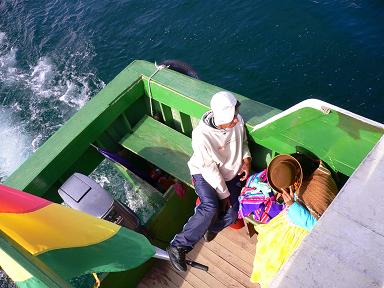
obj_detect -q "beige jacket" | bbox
[188,111,251,199]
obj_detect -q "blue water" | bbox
[0,0,383,286]
[1,0,383,179]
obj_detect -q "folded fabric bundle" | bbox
[238,170,284,224]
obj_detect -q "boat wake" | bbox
[0,31,105,179]
[0,109,31,182]
[0,32,104,107]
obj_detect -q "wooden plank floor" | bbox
[138,227,260,288]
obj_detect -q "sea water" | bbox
[1,0,383,286]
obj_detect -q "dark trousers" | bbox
[171,174,242,249]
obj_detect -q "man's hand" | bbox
[238,157,251,181]
[281,186,295,207]
[220,197,231,214]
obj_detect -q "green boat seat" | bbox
[120,116,194,187]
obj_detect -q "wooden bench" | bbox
[120,116,194,188]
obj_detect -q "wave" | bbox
[0,32,19,83]
[25,56,100,108]
[89,160,165,224]
[0,108,31,181]
[0,31,105,179]
[0,34,104,108]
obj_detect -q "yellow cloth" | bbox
[0,203,119,256]
[251,211,309,287]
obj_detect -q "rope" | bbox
[92,273,101,288]
[148,62,168,117]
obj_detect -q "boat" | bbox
[1,60,383,287]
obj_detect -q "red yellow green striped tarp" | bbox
[0,184,155,287]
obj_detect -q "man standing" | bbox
[167,91,252,271]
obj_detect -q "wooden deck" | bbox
[138,227,260,288]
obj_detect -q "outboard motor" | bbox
[58,173,141,231]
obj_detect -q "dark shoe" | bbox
[203,230,218,242]
[166,246,187,272]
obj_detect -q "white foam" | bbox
[1,31,104,111]
[0,31,16,72]
[93,175,111,188]
[0,31,105,179]
[10,102,22,111]
[0,32,6,44]
[59,78,89,107]
[1,47,17,68]
[0,109,31,180]
[0,33,25,84]
[31,134,43,151]
[29,56,55,97]
[26,56,104,109]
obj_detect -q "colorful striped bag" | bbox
[238,170,284,224]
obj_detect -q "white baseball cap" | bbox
[210,91,238,125]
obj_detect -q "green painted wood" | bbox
[121,114,133,133]
[129,60,383,175]
[179,111,193,137]
[251,108,383,176]
[5,78,144,196]
[129,60,281,126]
[146,185,197,249]
[160,103,174,128]
[120,116,193,187]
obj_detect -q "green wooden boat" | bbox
[1,60,383,287]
